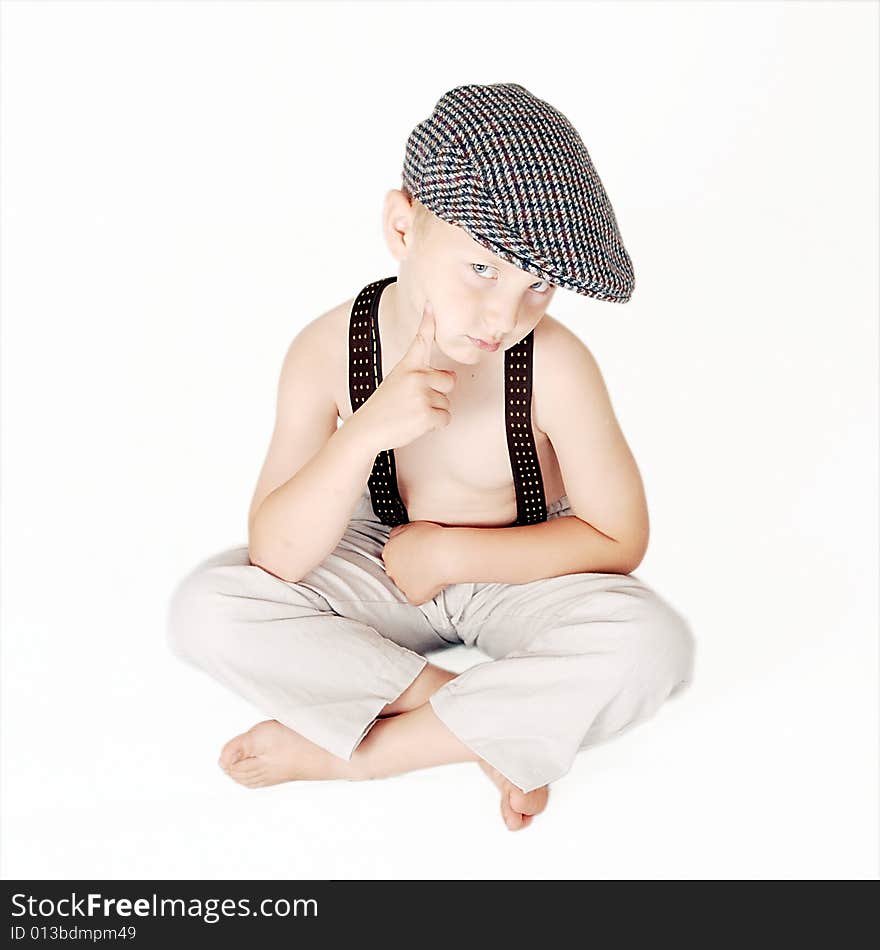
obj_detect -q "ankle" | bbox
[380,665,458,716]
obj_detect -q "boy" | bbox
[166,83,696,832]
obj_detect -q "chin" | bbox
[458,340,487,363]
[437,345,478,367]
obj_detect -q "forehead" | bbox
[438,217,523,273]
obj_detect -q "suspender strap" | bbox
[349,276,547,527]
[348,276,409,526]
[504,330,548,525]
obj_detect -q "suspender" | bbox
[505,330,548,525]
[348,276,547,527]
[348,276,409,526]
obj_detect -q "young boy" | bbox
[166,83,696,832]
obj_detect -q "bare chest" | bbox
[334,348,565,529]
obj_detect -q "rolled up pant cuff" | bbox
[428,678,573,794]
[275,650,428,763]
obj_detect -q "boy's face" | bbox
[388,193,557,364]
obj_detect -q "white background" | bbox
[2,0,877,880]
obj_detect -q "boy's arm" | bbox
[440,325,649,583]
[439,515,636,585]
[248,318,380,582]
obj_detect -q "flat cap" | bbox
[401,82,634,303]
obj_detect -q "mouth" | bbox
[467,335,502,352]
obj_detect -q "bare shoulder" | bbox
[531,313,604,433]
[295,295,353,351]
[532,311,598,362]
[288,295,357,417]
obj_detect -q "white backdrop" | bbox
[2,0,877,880]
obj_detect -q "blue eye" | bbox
[471,262,551,294]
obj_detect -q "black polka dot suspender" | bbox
[347,276,548,528]
[505,328,549,525]
[348,276,409,526]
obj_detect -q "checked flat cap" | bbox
[401,82,635,303]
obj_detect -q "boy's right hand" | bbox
[355,300,457,452]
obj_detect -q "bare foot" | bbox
[218,719,353,788]
[478,760,550,831]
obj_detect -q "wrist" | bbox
[338,414,383,461]
[436,526,466,585]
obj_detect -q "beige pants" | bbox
[165,488,696,793]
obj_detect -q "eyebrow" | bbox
[464,255,551,285]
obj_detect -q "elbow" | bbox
[248,550,288,582]
[618,513,649,574]
[247,536,303,584]
[248,514,345,585]
[617,549,644,575]
[614,534,648,575]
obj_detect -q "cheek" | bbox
[525,299,550,325]
[433,294,473,333]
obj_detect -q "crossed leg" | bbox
[219,662,550,831]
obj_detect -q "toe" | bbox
[229,759,263,778]
[500,795,524,831]
[241,774,268,788]
[509,785,549,817]
[219,730,257,769]
[226,767,266,787]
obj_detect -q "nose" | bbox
[480,310,518,341]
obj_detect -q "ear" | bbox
[382,189,417,265]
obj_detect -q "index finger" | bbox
[411,300,437,367]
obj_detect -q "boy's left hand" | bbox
[381,521,452,606]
